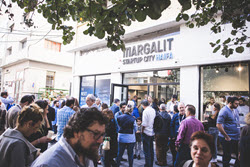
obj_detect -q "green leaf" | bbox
[223,38,231,44]
[216,39,220,44]
[209,42,216,47]
[246,42,250,47]
[135,9,146,22]
[188,23,194,28]
[213,45,221,53]
[231,30,237,35]
[182,14,189,21]
[235,46,244,53]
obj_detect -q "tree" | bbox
[1,0,249,57]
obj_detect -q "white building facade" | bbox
[70,2,250,120]
[0,5,73,102]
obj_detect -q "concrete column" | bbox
[180,66,200,118]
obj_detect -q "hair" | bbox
[141,99,149,107]
[101,103,109,111]
[159,104,166,110]
[219,95,226,99]
[1,92,7,97]
[133,95,137,99]
[66,97,75,107]
[190,131,215,156]
[114,98,120,103]
[245,112,250,125]
[239,97,246,102]
[213,103,221,111]
[20,95,34,105]
[174,105,179,113]
[120,102,126,108]
[31,95,35,100]
[63,107,108,139]
[17,103,43,127]
[35,100,48,111]
[102,109,114,121]
[53,100,59,105]
[172,94,177,99]
[210,97,214,100]
[126,101,134,113]
[61,100,66,109]
[87,94,96,102]
[136,117,142,121]
[186,104,196,115]
[227,96,239,104]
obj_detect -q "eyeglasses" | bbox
[85,128,105,140]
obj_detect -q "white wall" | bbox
[180,66,200,118]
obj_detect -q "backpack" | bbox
[153,110,163,133]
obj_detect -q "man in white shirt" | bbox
[166,95,179,118]
[141,100,156,167]
[237,97,250,125]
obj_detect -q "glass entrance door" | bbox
[110,84,128,106]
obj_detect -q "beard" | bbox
[72,140,100,162]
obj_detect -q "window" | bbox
[200,62,249,121]
[20,38,27,50]
[6,47,12,56]
[44,39,61,52]
[46,71,55,88]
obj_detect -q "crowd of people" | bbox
[0,91,249,167]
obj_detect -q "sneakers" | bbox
[134,154,137,159]
[137,155,141,160]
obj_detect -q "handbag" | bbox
[102,137,110,150]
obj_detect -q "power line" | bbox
[0,31,62,36]
[0,26,57,33]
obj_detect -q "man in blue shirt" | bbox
[32,108,107,167]
[110,98,120,115]
[57,97,75,141]
[0,91,14,110]
[52,100,60,134]
[217,96,240,167]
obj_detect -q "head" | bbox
[185,104,196,117]
[96,98,101,105]
[159,104,166,112]
[212,103,221,112]
[1,91,8,98]
[17,103,43,137]
[125,101,134,114]
[63,108,108,161]
[144,94,148,100]
[239,97,246,106]
[227,96,239,109]
[53,100,60,108]
[20,95,34,107]
[86,94,96,107]
[35,100,49,115]
[219,95,226,103]
[44,98,51,105]
[56,95,61,101]
[136,117,142,125]
[61,100,66,109]
[173,105,179,114]
[120,102,127,113]
[147,96,152,103]
[141,99,149,109]
[101,103,109,111]
[190,131,214,166]
[114,98,120,106]
[102,109,114,121]
[172,95,177,102]
[209,97,215,104]
[66,97,75,109]
[178,102,185,115]
[133,95,138,101]
[244,112,250,125]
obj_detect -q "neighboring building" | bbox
[0,5,73,102]
[70,2,250,119]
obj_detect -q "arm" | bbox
[1,96,14,104]
[170,115,175,138]
[175,121,186,147]
[10,142,26,167]
[216,123,231,141]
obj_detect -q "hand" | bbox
[225,136,231,141]
[175,146,178,152]
[238,152,240,160]
[39,136,52,143]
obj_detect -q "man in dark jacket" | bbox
[155,104,171,166]
[45,99,55,130]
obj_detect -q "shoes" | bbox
[134,154,137,159]
[121,157,127,161]
[137,155,141,160]
[97,160,102,165]
[155,161,167,166]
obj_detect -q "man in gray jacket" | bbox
[5,95,34,129]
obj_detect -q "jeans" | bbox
[134,141,142,156]
[116,142,135,167]
[219,137,240,167]
[155,134,169,165]
[142,133,154,167]
[102,150,117,167]
[174,143,191,167]
[208,127,219,161]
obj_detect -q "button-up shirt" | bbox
[57,106,75,141]
[175,116,204,146]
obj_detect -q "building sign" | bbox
[79,77,94,106]
[122,38,174,65]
